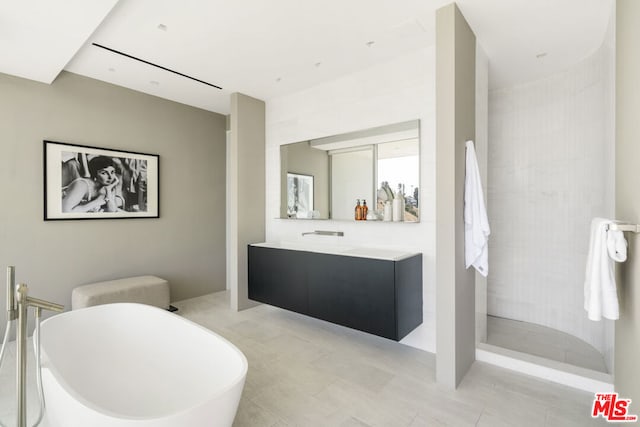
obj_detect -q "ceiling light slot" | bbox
[92,43,222,89]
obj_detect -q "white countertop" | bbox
[250,242,420,261]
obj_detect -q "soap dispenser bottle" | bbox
[393,187,403,222]
[384,201,392,221]
[362,200,368,220]
[355,199,362,220]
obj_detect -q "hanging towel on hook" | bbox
[464,140,490,277]
[584,218,627,321]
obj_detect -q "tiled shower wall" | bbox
[487,32,615,368]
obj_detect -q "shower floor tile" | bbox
[486,315,608,373]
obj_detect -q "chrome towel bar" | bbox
[607,223,640,233]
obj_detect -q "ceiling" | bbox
[1,0,613,114]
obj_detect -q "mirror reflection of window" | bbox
[377,139,419,221]
[330,147,374,220]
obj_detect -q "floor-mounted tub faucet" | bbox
[6,267,64,427]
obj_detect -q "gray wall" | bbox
[475,45,489,344]
[280,142,329,218]
[435,3,476,389]
[0,71,226,332]
[615,0,640,404]
[229,93,265,311]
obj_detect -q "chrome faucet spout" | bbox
[15,282,64,427]
[301,230,344,237]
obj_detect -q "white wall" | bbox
[487,30,615,364]
[265,48,437,352]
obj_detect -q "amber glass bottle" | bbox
[362,200,368,220]
[355,199,362,220]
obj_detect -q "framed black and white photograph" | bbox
[287,172,313,218]
[44,140,159,220]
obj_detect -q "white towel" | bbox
[584,218,627,321]
[464,140,490,277]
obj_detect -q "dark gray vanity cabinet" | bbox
[248,245,422,341]
[247,246,308,314]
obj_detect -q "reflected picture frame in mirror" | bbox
[280,120,420,222]
[287,172,315,219]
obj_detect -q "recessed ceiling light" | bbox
[536,52,547,59]
[157,24,167,31]
[366,41,375,48]
[150,80,160,86]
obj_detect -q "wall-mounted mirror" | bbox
[280,120,420,222]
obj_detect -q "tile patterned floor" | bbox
[0,292,610,426]
[486,315,608,373]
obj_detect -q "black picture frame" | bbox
[286,172,314,218]
[43,140,159,220]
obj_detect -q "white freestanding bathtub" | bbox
[39,303,247,427]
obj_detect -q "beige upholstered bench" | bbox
[71,275,171,310]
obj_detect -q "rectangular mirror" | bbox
[280,120,420,222]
